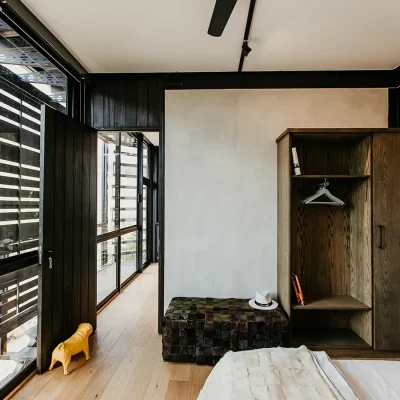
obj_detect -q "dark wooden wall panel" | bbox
[88,77,162,130]
[88,130,97,329]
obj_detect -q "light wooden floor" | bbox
[10,263,212,400]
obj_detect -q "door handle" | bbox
[378,225,384,249]
[48,250,53,269]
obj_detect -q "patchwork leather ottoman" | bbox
[162,297,290,366]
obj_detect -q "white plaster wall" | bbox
[165,89,387,310]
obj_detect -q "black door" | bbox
[37,106,97,373]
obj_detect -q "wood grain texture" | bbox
[349,311,372,347]
[89,77,162,129]
[286,130,373,348]
[276,128,400,143]
[10,263,400,400]
[373,133,400,350]
[293,140,363,176]
[292,295,370,310]
[292,175,370,180]
[277,135,291,317]
[291,181,351,298]
[292,329,370,349]
[38,107,97,372]
[349,180,372,307]
[349,177,372,346]
[292,310,353,330]
[350,136,371,176]
[10,264,212,400]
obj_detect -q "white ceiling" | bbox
[144,131,159,147]
[22,0,400,73]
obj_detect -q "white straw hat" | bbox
[249,290,278,310]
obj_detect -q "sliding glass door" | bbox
[96,132,156,308]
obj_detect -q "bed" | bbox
[197,346,400,399]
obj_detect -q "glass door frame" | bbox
[139,135,158,271]
[97,131,138,309]
[96,131,157,310]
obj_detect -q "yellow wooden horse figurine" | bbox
[49,323,93,375]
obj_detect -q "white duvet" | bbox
[198,346,359,400]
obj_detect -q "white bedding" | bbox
[332,358,400,399]
[198,347,400,400]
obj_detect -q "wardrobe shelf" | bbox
[292,295,371,311]
[291,328,371,349]
[292,175,370,180]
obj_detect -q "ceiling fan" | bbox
[208,0,237,37]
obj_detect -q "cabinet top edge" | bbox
[276,128,400,143]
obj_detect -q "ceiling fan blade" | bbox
[208,0,237,37]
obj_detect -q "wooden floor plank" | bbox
[142,361,172,400]
[165,381,190,400]
[169,364,192,382]
[121,357,156,400]
[10,262,400,400]
[54,351,108,400]
[108,290,157,357]
[10,264,212,400]
[189,365,212,386]
[189,383,203,400]
[143,336,163,362]
[79,356,122,400]
[100,345,144,400]
[10,368,58,400]
[32,356,86,400]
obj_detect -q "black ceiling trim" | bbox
[86,69,399,90]
[238,0,256,72]
[0,0,87,80]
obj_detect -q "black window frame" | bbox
[96,132,157,310]
[0,8,81,269]
[0,4,86,399]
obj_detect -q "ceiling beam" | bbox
[164,70,399,89]
[238,0,256,72]
[87,69,400,89]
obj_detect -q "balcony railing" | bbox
[0,263,38,389]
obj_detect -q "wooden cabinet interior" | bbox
[278,129,373,349]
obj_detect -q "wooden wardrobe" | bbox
[277,128,400,351]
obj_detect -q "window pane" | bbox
[0,264,38,391]
[121,231,137,283]
[142,185,147,265]
[120,133,137,228]
[97,132,117,235]
[143,143,149,179]
[97,238,117,304]
[0,82,41,259]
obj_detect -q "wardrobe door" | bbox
[373,133,400,350]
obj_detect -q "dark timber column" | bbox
[137,135,143,272]
[373,132,400,350]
